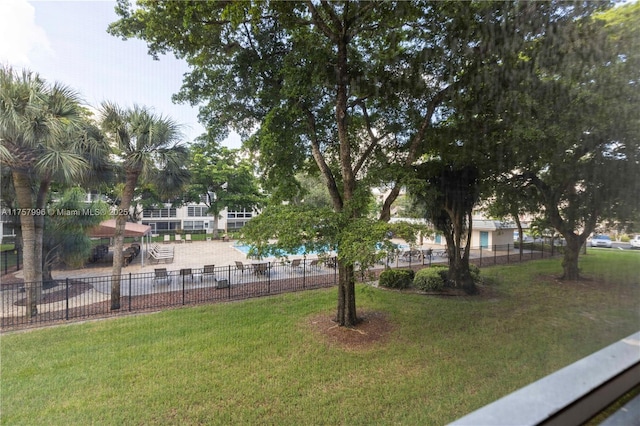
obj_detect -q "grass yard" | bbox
[1,251,638,425]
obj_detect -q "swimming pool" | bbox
[233,242,408,258]
[233,243,325,257]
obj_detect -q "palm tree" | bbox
[0,66,87,317]
[100,102,190,310]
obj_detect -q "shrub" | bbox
[379,269,415,289]
[414,266,448,292]
[469,264,481,283]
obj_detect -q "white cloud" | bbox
[0,0,53,66]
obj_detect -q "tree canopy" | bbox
[108,0,636,322]
[187,136,264,237]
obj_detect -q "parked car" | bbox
[630,235,640,249]
[590,235,612,248]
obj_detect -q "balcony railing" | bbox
[449,331,640,425]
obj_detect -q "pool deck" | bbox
[3,238,516,283]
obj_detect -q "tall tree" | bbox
[503,3,640,279]
[109,1,423,326]
[99,103,190,310]
[187,138,263,238]
[411,161,481,294]
[109,1,617,322]
[0,66,87,316]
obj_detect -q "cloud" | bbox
[0,0,53,66]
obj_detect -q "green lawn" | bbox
[2,251,638,425]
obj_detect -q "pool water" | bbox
[233,243,325,257]
[233,242,409,257]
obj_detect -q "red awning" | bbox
[89,219,152,238]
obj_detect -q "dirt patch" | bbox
[308,310,394,351]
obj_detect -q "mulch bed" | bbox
[308,310,394,351]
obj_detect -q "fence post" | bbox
[479,246,482,267]
[507,244,510,264]
[268,261,271,293]
[128,273,132,312]
[494,245,497,265]
[228,265,232,299]
[65,278,69,320]
[519,244,523,262]
[3,250,6,275]
[17,248,20,271]
[303,258,306,289]
[182,272,185,305]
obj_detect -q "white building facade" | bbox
[140,203,255,235]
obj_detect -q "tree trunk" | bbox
[560,234,584,280]
[443,210,477,294]
[335,261,358,327]
[110,171,139,310]
[561,244,580,280]
[212,213,220,239]
[12,171,39,317]
[33,180,50,289]
[515,215,524,258]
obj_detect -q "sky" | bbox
[0,0,241,148]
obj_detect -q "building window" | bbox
[145,221,180,231]
[143,208,177,218]
[227,209,253,219]
[187,206,210,217]
[183,221,204,230]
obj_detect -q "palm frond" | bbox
[35,150,88,183]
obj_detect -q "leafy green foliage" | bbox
[186,136,264,236]
[99,102,190,309]
[0,66,99,298]
[413,267,449,292]
[379,269,415,290]
[43,188,110,273]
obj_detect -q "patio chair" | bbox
[175,234,183,243]
[185,234,192,243]
[202,264,216,282]
[179,268,194,282]
[290,258,304,273]
[149,248,174,264]
[308,259,321,270]
[163,234,171,244]
[153,268,171,285]
[235,261,247,275]
[149,244,173,256]
[252,262,271,276]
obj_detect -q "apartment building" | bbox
[140,204,255,235]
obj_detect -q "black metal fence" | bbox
[1,261,339,329]
[381,242,563,269]
[1,242,562,330]
[1,248,21,275]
